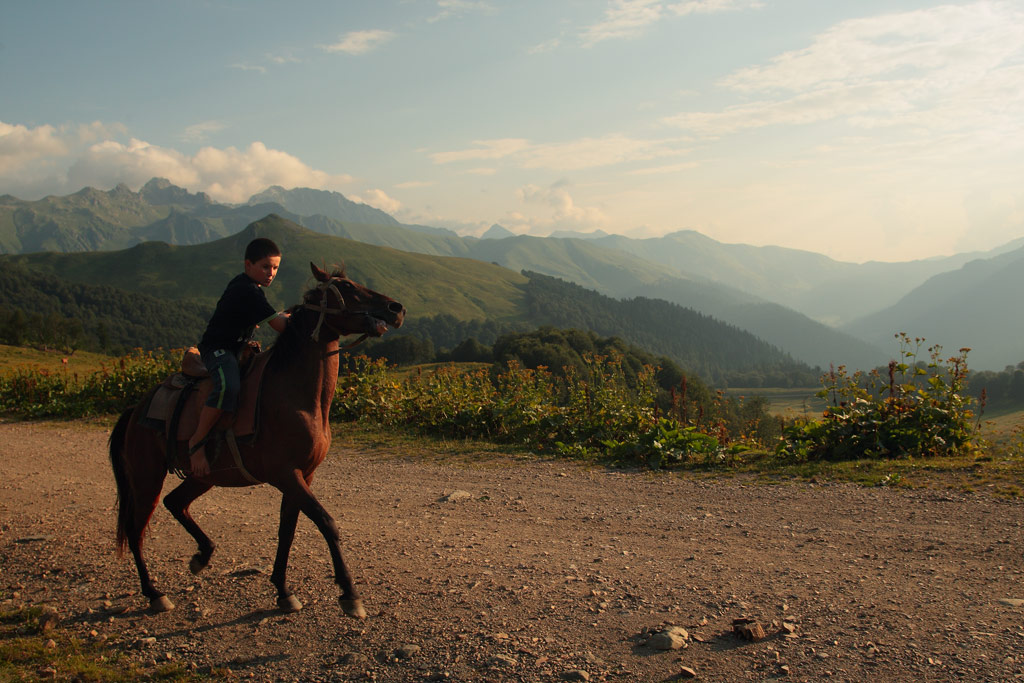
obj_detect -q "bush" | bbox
[0,349,178,418]
[777,334,979,461]
[334,351,775,467]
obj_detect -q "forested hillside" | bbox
[0,216,820,386]
[0,263,207,353]
[365,272,819,386]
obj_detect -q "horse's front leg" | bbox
[270,495,303,612]
[277,469,365,618]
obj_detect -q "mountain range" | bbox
[1,178,1021,371]
[0,214,814,386]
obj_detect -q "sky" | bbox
[2,0,1023,263]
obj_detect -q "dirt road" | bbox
[1,420,1023,681]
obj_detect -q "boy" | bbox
[189,237,290,476]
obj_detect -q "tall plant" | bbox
[777,334,979,461]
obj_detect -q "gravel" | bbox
[2,419,1024,681]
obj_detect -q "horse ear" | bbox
[310,262,330,282]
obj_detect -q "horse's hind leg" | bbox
[163,478,216,574]
[120,447,172,611]
[126,487,173,612]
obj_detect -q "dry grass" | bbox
[0,343,113,379]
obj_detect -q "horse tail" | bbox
[109,407,135,558]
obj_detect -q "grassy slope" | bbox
[0,215,530,323]
[0,344,114,377]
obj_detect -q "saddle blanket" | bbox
[143,349,272,442]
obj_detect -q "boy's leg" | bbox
[189,406,223,476]
[190,348,239,477]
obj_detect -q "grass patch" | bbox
[0,344,113,380]
[0,603,206,682]
[333,422,1024,494]
[332,421,549,468]
[725,386,825,419]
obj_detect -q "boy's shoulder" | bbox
[219,273,267,303]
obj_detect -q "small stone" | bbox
[781,622,797,634]
[733,618,766,642]
[44,639,56,649]
[998,598,1024,607]
[650,630,687,650]
[229,568,262,577]
[15,535,51,544]
[440,490,473,503]
[135,637,157,648]
[562,671,590,681]
[394,644,421,660]
[679,665,698,678]
[38,607,59,632]
[486,654,519,669]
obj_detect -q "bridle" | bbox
[302,278,391,351]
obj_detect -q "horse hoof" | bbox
[278,594,303,613]
[189,555,209,575]
[149,595,175,613]
[339,598,366,619]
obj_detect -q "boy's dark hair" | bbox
[245,238,281,263]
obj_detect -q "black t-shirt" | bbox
[199,273,278,353]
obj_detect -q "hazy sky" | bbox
[2,0,1023,262]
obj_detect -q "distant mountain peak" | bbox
[481,224,515,239]
[246,186,400,226]
[547,228,610,239]
[139,177,213,207]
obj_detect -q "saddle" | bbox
[141,342,270,479]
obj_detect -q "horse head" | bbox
[304,262,405,342]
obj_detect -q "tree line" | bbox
[0,263,206,353]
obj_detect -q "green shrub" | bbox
[333,351,772,467]
[0,349,178,417]
[777,334,979,461]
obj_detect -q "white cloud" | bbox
[669,0,762,18]
[182,120,227,143]
[520,135,688,170]
[430,138,530,164]
[527,38,561,55]
[0,120,354,203]
[430,0,496,23]
[628,161,698,175]
[0,122,69,175]
[323,29,396,55]
[228,62,267,74]
[581,0,761,46]
[516,183,609,229]
[432,134,690,171]
[0,121,125,195]
[581,0,664,47]
[348,188,402,214]
[395,180,435,189]
[665,2,1024,139]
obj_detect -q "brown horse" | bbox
[109,263,405,617]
